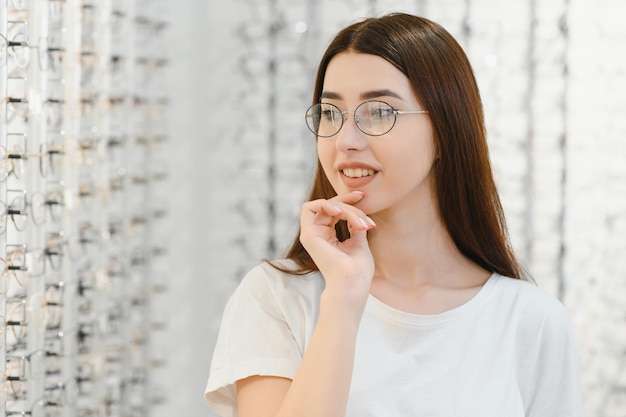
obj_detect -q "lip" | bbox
[337,162,379,172]
[335,162,379,189]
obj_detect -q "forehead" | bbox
[322,51,415,102]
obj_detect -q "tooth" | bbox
[343,168,377,178]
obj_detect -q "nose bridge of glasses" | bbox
[334,111,370,146]
[340,109,358,123]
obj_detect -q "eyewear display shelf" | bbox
[1,1,170,416]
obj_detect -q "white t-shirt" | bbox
[205,261,583,417]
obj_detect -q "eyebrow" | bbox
[320,89,404,101]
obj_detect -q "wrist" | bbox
[319,286,369,326]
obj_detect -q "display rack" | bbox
[1,1,169,416]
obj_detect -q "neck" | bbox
[367,203,481,289]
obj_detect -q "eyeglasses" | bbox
[0,142,66,182]
[305,100,429,138]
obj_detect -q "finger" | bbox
[328,192,376,230]
[330,191,367,205]
[301,191,365,218]
[340,207,377,231]
[345,219,370,245]
[301,198,376,231]
[316,200,376,231]
[301,199,343,226]
[331,193,376,230]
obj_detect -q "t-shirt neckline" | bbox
[366,273,500,326]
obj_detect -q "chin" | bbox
[354,199,380,216]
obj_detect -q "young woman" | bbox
[205,13,583,417]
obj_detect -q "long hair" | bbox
[272,13,524,280]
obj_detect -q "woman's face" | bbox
[317,51,437,217]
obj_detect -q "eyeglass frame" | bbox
[304,100,429,138]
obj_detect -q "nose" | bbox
[335,111,367,151]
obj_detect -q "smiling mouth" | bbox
[342,168,377,178]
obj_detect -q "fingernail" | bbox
[358,218,369,229]
[333,206,342,214]
[352,191,366,196]
[366,217,377,228]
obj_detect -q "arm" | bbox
[237,295,361,417]
[237,191,377,417]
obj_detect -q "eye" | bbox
[320,106,341,123]
[368,103,395,121]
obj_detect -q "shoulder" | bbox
[492,277,584,414]
[491,275,565,310]
[206,261,322,415]
[236,260,325,310]
[239,259,323,291]
[232,260,324,350]
[488,274,574,334]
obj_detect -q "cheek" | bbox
[317,142,335,177]
[386,133,435,165]
[380,134,437,182]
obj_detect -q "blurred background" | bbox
[1,1,624,417]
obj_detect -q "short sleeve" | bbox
[525,300,584,417]
[204,265,302,417]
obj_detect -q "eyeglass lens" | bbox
[306,101,399,138]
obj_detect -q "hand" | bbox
[299,191,376,306]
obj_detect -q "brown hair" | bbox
[272,13,524,279]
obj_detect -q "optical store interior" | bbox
[1,0,625,416]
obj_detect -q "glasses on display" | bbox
[3,19,29,74]
[0,143,27,182]
[41,46,65,76]
[109,55,128,94]
[38,141,66,178]
[40,227,99,264]
[4,349,52,402]
[2,189,61,232]
[37,188,65,224]
[0,142,66,183]
[75,182,97,213]
[42,282,65,330]
[24,244,64,278]
[4,190,29,231]
[4,295,28,347]
[5,79,29,125]
[1,250,28,295]
[4,382,77,417]
[4,355,29,400]
[305,100,429,138]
